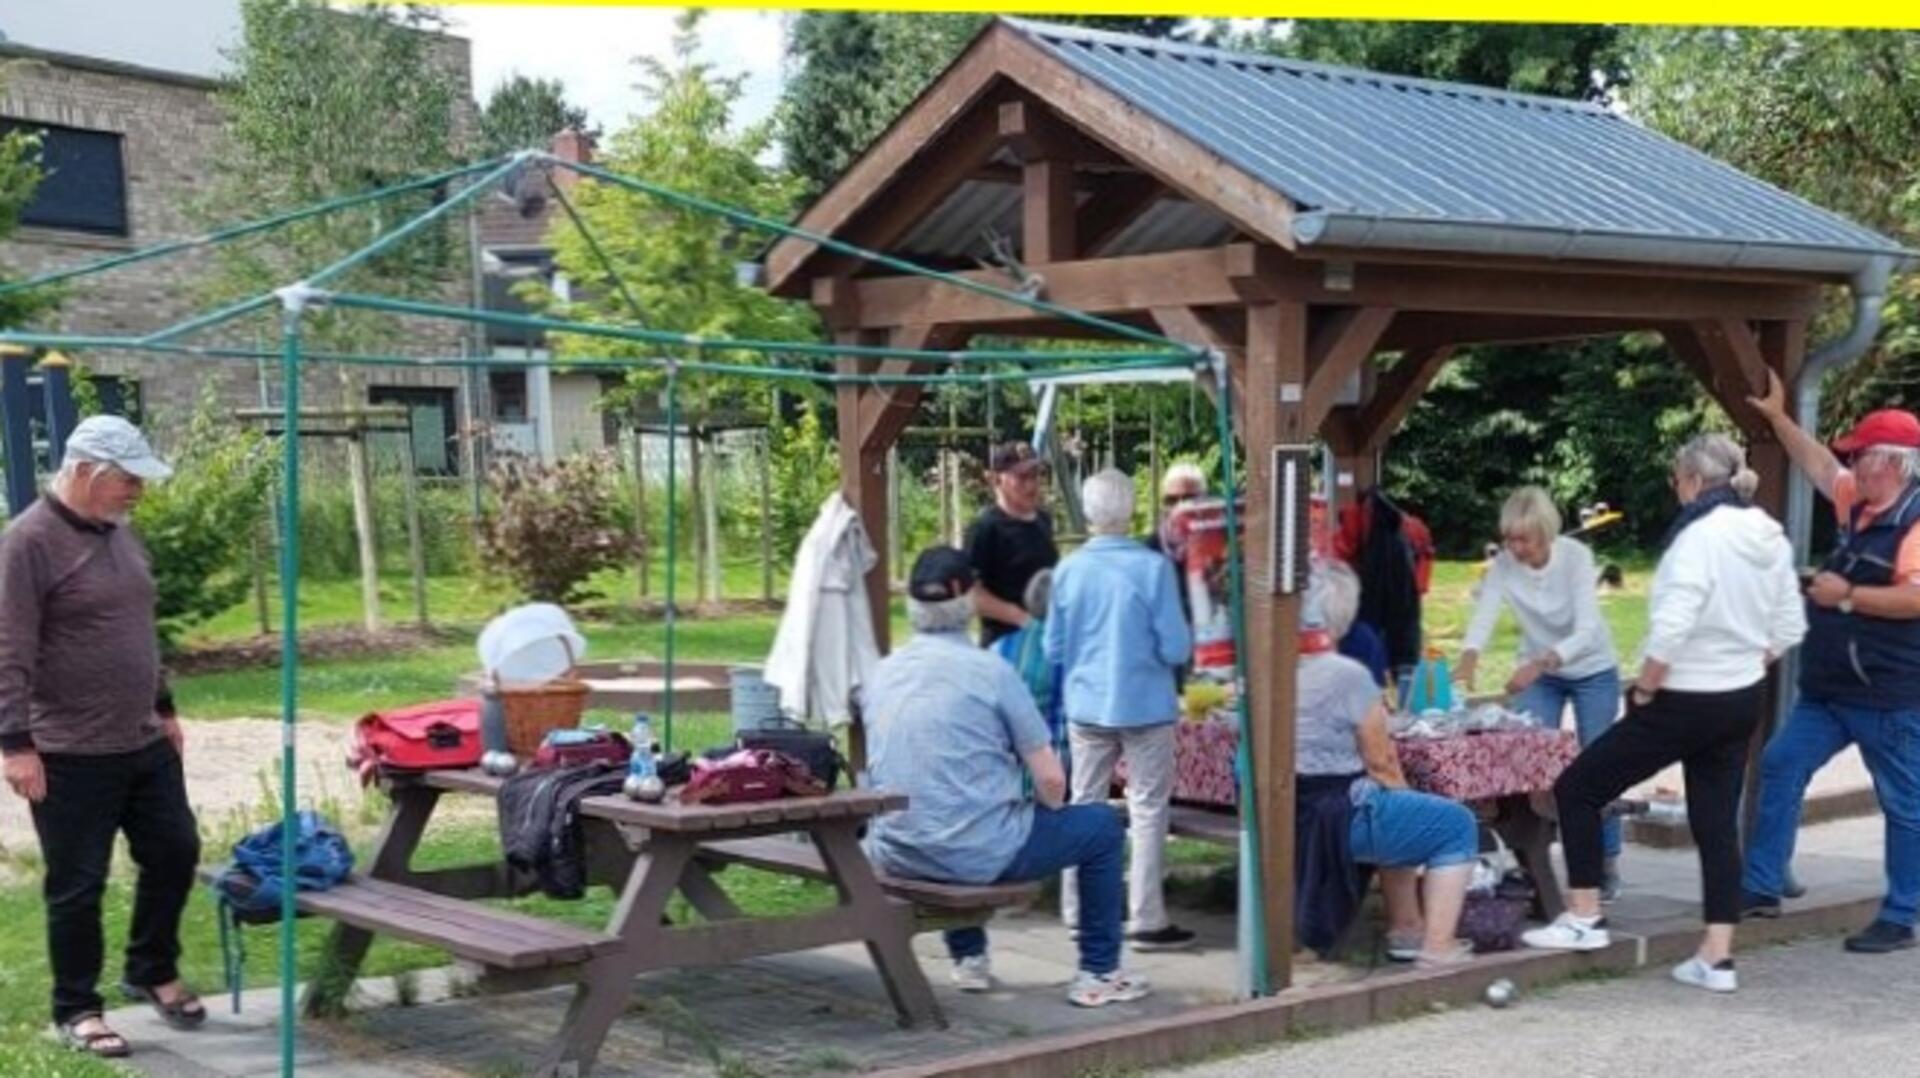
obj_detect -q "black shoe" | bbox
[1741,891,1783,919]
[1129,925,1199,952]
[1844,920,1916,954]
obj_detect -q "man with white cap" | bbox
[1743,374,1920,954]
[0,415,204,1058]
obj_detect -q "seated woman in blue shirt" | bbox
[1297,564,1479,967]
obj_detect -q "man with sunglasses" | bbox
[1742,373,1920,953]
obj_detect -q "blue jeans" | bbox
[945,804,1125,973]
[1349,785,1478,870]
[1515,668,1624,859]
[1744,697,1920,926]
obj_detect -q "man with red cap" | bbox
[1743,373,1920,953]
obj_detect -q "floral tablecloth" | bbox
[1167,714,1578,807]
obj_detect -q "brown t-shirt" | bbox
[0,494,170,756]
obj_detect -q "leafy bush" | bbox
[475,452,641,604]
[132,399,275,649]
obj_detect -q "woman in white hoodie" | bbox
[1523,434,1807,994]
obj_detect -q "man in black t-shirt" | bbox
[966,442,1060,647]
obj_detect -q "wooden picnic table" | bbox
[306,768,938,1078]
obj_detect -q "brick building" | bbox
[0,34,479,474]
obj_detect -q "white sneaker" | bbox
[1671,955,1737,993]
[1521,913,1612,952]
[1067,969,1151,1007]
[951,954,993,993]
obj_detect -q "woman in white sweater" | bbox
[1457,487,1627,895]
[1524,434,1806,995]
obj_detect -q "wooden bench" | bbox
[199,870,622,971]
[1168,803,1241,846]
[696,837,1041,924]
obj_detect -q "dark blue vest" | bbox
[1800,481,1920,708]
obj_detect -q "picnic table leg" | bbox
[811,822,944,1029]
[676,861,743,922]
[1491,795,1565,921]
[534,840,693,1078]
[303,783,439,1017]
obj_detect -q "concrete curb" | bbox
[869,895,1882,1078]
[1629,789,1880,849]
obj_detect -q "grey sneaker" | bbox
[950,954,993,992]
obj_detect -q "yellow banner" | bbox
[430,0,1920,31]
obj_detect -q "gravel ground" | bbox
[0,719,363,873]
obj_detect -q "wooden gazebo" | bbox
[764,18,1916,985]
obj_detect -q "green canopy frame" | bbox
[0,149,1269,1073]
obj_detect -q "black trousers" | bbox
[1553,681,1764,925]
[29,738,201,1024]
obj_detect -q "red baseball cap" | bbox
[1832,409,1920,455]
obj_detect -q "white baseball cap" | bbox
[64,415,173,481]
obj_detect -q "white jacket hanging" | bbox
[763,492,880,727]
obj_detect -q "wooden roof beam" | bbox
[1303,306,1394,430]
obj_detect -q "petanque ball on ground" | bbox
[1484,978,1517,1008]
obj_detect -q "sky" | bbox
[0,1,791,132]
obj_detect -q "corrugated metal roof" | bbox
[1003,18,1914,274]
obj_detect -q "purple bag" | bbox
[1458,893,1529,952]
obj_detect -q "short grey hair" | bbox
[1161,461,1207,497]
[1318,560,1362,641]
[1499,486,1561,544]
[907,595,974,635]
[1858,444,1920,483]
[1675,433,1759,497]
[1082,468,1135,536]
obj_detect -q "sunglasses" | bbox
[1162,490,1202,507]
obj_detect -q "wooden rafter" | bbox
[1303,306,1394,429]
[831,245,1826,331]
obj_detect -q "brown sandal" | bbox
[121,980,207,1030]
[58,1014,131,1058]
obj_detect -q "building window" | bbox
[368,386,458,476]
[1,120,129,236]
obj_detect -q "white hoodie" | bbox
[1642,504,1807,693]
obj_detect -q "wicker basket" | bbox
[496,677,591,757]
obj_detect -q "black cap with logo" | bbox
[907,546,976,602]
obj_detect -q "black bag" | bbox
[737,728,845,790]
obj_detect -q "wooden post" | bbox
[760,426,774,602]
[633,425,649,601]
[703,431,723,602]
[835,331,895,776]
[345,423,382,633]
[400,430,429,628]
[1241,299,1311,986]
[689,426,707,604]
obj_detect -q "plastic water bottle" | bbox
[623,714,665,802]
[479,689,518,776]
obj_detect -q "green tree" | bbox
[0,76,55,328]
[1259,20,1628,102]
[1628,28,1920,431]
[545,11,817,599]
[479,74,594,156]
[202,0,467,357]
[780,13,1190,197]
[132,395,275,649]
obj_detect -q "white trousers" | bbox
[1060,722,1177,933]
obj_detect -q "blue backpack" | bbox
[210,812,355,1009]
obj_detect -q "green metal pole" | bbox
[276,303,305,1074]
[304,157,525,289]
[550,156,1183,352]
[0,157,510,300]
[662,366,678,752]
[320,292,1188,367]
[1211,353,1269,998]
